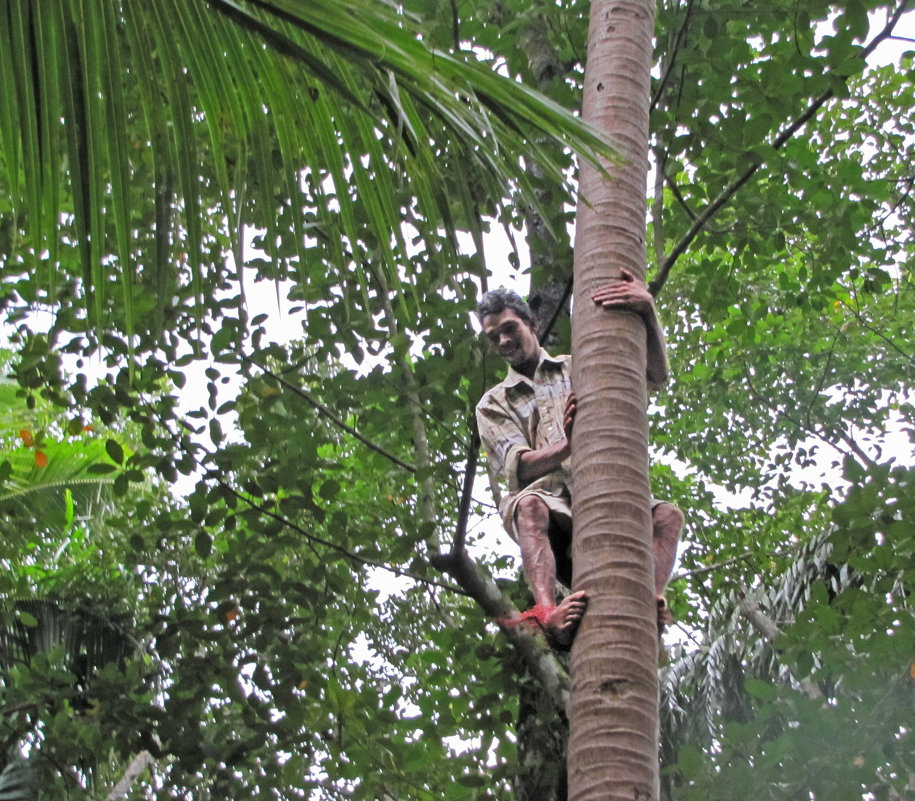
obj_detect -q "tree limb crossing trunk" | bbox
[105,751,155,801]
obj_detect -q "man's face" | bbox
[481,309,540,369]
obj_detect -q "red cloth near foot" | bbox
[499,604,555,631]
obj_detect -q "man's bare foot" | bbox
[544,590,588,650]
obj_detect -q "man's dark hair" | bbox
[476,288,538,330]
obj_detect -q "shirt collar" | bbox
[502,348,564,388]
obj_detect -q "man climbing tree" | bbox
[475,276,682,648]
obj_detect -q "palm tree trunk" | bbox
[567,0,659,799]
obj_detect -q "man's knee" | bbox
[514,494,551,531]
[652,502,684,536]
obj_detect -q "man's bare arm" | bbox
[643,310,669,390]
[517,394,577,486]
[591,271,669,389]
[517,440,570,485]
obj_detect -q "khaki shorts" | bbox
[503,488,664,542]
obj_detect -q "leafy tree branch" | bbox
[212,478,468,595]
[740,361,878,470]
[650,0,912,295]
[241,356,417,474]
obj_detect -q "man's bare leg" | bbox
[514,494,586,647]
[651,502,684,630]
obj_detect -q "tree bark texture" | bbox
[520,2,576,347]
[568,0,659,799]
[516,671,568,801]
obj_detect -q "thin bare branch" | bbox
[449,0,460,50]
[452,423,481,553]
[741,362,878,470]
[672,548,793,582]
[217,479,468,596]
[839,300,915,366]
[372,269,440,548]
[540,275,574,343]
[805,331,841,433]
[650,0,696,112]
[243,356,417,474]
[652,148,667,270]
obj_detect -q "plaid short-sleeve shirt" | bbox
[476,349,573,531]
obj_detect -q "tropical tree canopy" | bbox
[0,0,913,799]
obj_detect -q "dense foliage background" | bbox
[0,0,912,799]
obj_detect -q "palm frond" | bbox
[0,759,37,801]
[661,531,841,754]
[0,599,136,680]
[0,437,118,538]
[0,380,120,537]
[0,0,616,347]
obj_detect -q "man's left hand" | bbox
[563,393,577,441]
[591,269,654,317]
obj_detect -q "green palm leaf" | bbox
[0,599,135,676]
[0,439,117,531]
[0,0,615,348]
[0,381,119,537]
[0,760,37,801]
